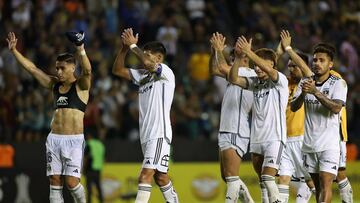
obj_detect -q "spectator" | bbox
[84,129,105,203]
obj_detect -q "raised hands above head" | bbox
[210,32,226,51]
[6,32,18,51]
[121,28,139,47]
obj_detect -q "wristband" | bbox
[130,44,137,49]
[285,46,292,51]
[80,50,86,56]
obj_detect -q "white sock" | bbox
[278,184,289,203]
[260,182,269,203]
[261,175,281,203]
[238,178,255,203]
[160,181,179,203]
[296,182,312,203]
[135,183,152,203]
[68,183,86,203]
[49,185,64,203]
[338,178,353,203]
[225,176,240,203]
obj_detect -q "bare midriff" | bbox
[50,108,85,135]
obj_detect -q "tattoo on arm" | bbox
[131,47,146,61]
[314,91,343,113]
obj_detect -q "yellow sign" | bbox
[84,162,360,203]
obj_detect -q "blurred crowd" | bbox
[0,0,359,144]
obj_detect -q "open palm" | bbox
[6,32,18,50]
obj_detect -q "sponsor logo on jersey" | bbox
[57,96,68,106]
[139,85,153,94]
[254,91,269,98]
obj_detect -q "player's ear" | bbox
[156,53,163,62]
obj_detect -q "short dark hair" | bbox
[143,41,166,56]
[255,48,277,68]
[56,53,76,64]
[313,43,336,61]
[297,52,309,65]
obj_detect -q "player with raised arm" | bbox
[289,39,347,203]
[7,31,91,203]
[112,28,178,203]
[229,36,289,203]
[283,30,351,203]
[209,32,255,203]
[276,31,316,203]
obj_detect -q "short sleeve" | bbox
[158,63,175,84]
[246,77,258,91]
[129,69,144,86]
[292,80,303,102]
[332,79,347,105]
[274,72,288,89]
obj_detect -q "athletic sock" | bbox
[49,185,64,203]
[135,183,152,203]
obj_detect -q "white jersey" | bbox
[293,75,347,153]
[129,63,175,144]
[219,67,256,137]
[246,72,288,144]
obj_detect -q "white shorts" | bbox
[250,141,284,170]
[279,136,310,180]
[218,132,249,158]
[339,141,347,169]
[303,150,340,176]
[46,133,85,178]
[141,138,170,173]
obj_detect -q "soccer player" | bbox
[290,41,347,202]
[229,36,288,203]
[276,33,316,203]
[209,32,255,203]
[329,70,353,203]
[112,28,179,203]
[7,31,91,203]
[282,30,351,203]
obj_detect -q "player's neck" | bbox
[315,72,330,83]
[62,77,76,86]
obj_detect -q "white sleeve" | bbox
[274,72,288,90]
[129,68,143,86]
[246,77,258,91]
[158,63,175,84]
[292,80,303,102]
[332,79,347,105]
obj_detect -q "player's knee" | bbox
[65,177,80,189]
[49,175,62,186]
[138,170,154,184]
[222,168,236,178]
[336,168,346,182]
[278,175,291,185]
[154,172,169,186]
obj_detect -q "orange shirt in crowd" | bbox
[0,144,15,168]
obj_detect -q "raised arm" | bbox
[280,30,313,78]
[228,43,249,88]
[290,92,305,112]
[75,44,92,90]
[121,28,157,71]
[237,36,278,81]
[7,32,56,89]
[112,40,131,80]
[209,32,229,78]
[65,31,91,90]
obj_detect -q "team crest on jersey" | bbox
[322,88,329,95]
